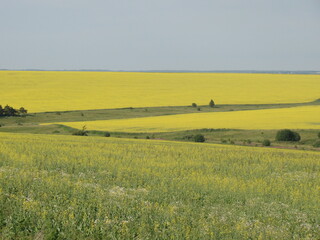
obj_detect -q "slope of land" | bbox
[47,105,320,133]
[0,132,320,239]
[1,71,320,112]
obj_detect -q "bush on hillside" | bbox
[262,139,271,146]
[194,134,205,143]
[209,99,215,108]
[275,129,300,142]
[0,105,27,117]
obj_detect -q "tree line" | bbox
[0,105,28,117]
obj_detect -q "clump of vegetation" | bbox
[146,136,150,139]
[183,134,205,142]
[194,134,205,142]
[318,132,320,139]
[313,141,320,148]
[104,132,111,137]
[209,99,215,108]
[72,125,88,136]
[262,139,271,146]
[0,105,28,117]
[52,130,60,134]
[191,103,197,107]
[276,129,301,142]
[197,107,201,111]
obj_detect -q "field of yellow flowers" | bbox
[51,105,320,132]
[1,71,319,112]
[0,132,320,239]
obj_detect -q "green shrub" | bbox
[318,132,320,139]
[146,136,150,139]
[192,103,197,107]
[262,139,271,146]
[194,134,205,143]
[209,99,215,108]
[0,105,26,117]
[104,132,111,137]
[313,141,320,148]
[275,129,300,142]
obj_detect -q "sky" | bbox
[1,0,319,71]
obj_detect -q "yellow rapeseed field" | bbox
[0,132,320,239]
[1,71,319,112]
[51,106,320,132]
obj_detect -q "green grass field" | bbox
[1,100,319,150]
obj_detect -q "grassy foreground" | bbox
[0,132,320,239]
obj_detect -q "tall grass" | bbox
[0,133,320,239]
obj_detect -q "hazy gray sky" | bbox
[1,0,319,71]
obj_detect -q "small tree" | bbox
[19,107,28,116]
[192,103,197,107]
[276,129,300,142]
[209,99,215,108]
[104,132,111,137]
[72,125,88,136]
[3,105,17,116]
[0,105,3,117]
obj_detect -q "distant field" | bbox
[49,106,320,132]
[0,132,320,239]
[1,71,320,112]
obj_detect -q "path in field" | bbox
[1,71,319,112]
[49,105,320,132]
